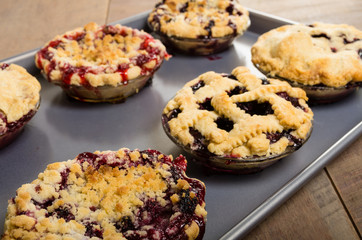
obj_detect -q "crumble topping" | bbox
[0,63,40,123]
[35,22,170,88]
[251,22,362,87]
[163,66,313,158]
[2,148,207,240]
[148,0,250,39]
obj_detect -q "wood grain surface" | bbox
[0,0,361,239]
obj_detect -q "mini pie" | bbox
[2,148,207,240]
[251,22,362,88]
[162,66,313,160]
[35,22,169,102]
[0,63,41,147]
[148,0,250,54]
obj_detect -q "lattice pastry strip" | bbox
[163,66,313,158]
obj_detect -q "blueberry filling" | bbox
[227,20,238,35]
[227,86,246,96]
[266,130,303,147]
[358,49,362,60]
[189,127,209,152]
[84,221,103,238]
[49,206,75,222]
[191,80,205,93]
[343,37,360,44]
[215,117,234,132]
[115,216,135,231]
[276,92,306,111]
[59,168,70,190]
[179,189,198,214]
[311,33,330,40]
[167,109,182,121]
[204,20,215,37]
[236,101,274,116]
[198,98,214,111]
[226,74,238,80]
[32,197,55,210]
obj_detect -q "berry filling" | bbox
[189,127,209,152]
[358,49,362,60]
[266,130,303,148]
[191,80,205,93]
[198,98,214,111]
[311,33,330,40]
[236,101,274,116]
[227,86,246,96]
[215,117,234,132]
[276,92,307,111]
[0,63,9,70]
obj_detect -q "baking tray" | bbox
[1,9,361,239]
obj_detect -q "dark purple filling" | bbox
[115,216,135,232]
[343,37,360,44]
[226,3,243,16]
[84,221,103,238]
[48,206,75,222]
[59,168,70,190]
[331,47,337,53]
[32,197,55,210]
[227,20,238,36]
[227,85,246,96]
[198,98,214,111]
[276,92,306,112]
[236,101,274,116]
[311,33,330,40]
[266,130,303,147]
[226,74,238,80]
[189,127,209,153]
[215,117,234,132]
[191,80,205,93]
[166,109,182,121]
[358,49,362,60]
[5,109,36,133]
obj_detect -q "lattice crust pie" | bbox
[162,66,313,159]
[148,0,250,39]
[0,63,41,147]
[2,148,207,240]
[148,0,250,55]
[35,22,169,102]
[251,22,362,88]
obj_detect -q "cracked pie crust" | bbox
[162,66,313,160]
[2,148,207,240]
[251,22,362,88]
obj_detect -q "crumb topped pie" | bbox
[162,67,313,173]
[251,22,362,103]
[35,22,170,102]
[0,63,41,148]
[148,0,250,55]
[2,148,207,240]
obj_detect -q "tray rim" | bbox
[1,8,361,240]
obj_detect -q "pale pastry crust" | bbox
[2,148,207,240]
[35,22,169,88]
[163,66,313,158]
[0,63,41,123]
[251,22,362,87]
[148,0,250,39]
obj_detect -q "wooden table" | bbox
[1,0,361,239]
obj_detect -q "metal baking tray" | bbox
[1,9,361,239]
